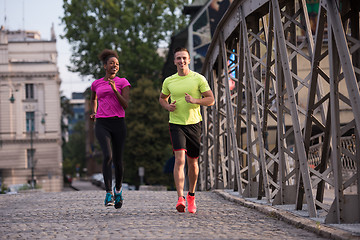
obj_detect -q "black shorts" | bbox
[169,122,202,159]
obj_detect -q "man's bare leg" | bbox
[186,156,198,213]
[187,156,199,193]
[173,150,186,197]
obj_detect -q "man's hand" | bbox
[168,100,176,112]
[185,93,195,104]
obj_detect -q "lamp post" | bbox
[29,112,46,189]
[30,127,35,188]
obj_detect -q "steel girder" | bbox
[200,0,360,223]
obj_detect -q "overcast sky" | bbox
[0,0,90,98]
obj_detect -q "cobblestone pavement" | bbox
[0,190,330,240]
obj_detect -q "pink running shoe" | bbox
[187,193,196,213]
[176,196,186,212]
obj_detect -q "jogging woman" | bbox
[90,49,130,209]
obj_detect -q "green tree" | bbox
[62,121,86,177]
[60,95,73,143]
[124,78,173,186]
[61,0,188,85]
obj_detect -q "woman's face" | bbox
[104,57,119,75]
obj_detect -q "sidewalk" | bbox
[70,179,102,191]
[214,189,360,240]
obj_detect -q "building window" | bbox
[26,112,35,132]
[27,149,36,169]
[25,84,34,99]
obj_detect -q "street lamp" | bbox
[9,92,15,103]
[0,90,16,103]
[0,84,17,103]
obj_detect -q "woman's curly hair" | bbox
[98,49,119,65]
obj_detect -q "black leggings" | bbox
[95,118,126,192]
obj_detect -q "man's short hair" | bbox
[173,47,190,57]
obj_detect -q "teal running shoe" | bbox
[104,192,114,206]
[113,186,123,209]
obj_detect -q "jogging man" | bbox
[159,47,215,213]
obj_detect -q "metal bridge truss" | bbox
[199,0,360,223]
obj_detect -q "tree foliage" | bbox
[62,121,86,177]
[60,95,73,143]
[124,78,173,186]
[61,0,188,84]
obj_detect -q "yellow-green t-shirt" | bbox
[161,71,211,125]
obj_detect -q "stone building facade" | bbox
[0,27,63,192]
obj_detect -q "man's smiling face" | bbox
[174,51,190,71]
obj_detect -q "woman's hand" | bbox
[90,113,96,121]
[108,78,117,92]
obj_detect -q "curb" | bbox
[70,184,79,191]
[213,189,360,240]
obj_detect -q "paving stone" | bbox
[0,190,331,239]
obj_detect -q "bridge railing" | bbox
[308,135,357,171]
[199,0,360,224]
